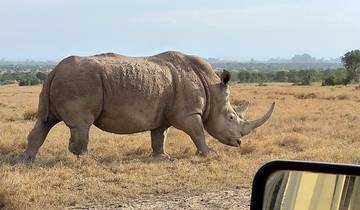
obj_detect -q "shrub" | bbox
[292,80,311,86]
[322,74,351,86]
[18,78,41,86]
[276,136,304,152]
[0,80,17,85]
[322,76,336,86]
[23,109,38,121]
[18,80,28,86]
[257,82,268,86]
[294,93,317,99]
[231,99,250,107]
[36,72,48,83]
[29,78,41,85]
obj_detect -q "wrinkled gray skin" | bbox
[22,51,275,161]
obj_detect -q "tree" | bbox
[29,77,41,85]
[36,72,48,83]
[237,71,251,83]
[342,49,360,83]
[274,71,288,82]
[287,70,300,83]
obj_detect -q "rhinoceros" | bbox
[22,51,274,161]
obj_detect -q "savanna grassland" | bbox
[1,83,360,209]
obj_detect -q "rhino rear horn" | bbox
[234,100,250,118]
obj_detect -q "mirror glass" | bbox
[263,170,360,210]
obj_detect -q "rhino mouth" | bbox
[223,138,241,147]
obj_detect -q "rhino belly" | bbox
[94,93,167,134]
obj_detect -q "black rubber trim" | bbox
[250,160,360,210]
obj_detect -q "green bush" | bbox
[0,80,17,85]
[322,76,336,86]
[18,80,28,86]
[18,77,41,86]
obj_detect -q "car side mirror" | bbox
[250,160,360,210]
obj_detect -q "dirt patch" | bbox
[68,188,251,210]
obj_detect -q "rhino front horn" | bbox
[241,102,275,135]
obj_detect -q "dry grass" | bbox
[231,99,249,106]
[1,83,360,209]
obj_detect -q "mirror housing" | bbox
[250,160,360,210]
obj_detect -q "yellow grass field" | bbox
[1,83,360,209]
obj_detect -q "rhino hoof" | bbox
[68,144,87,156]
[19,153,35,163]
[196,148,218,158]
[152,152,171,161]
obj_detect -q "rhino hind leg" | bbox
[68,126,90,156]
[23,117,59,161]
[56,100,100,156]
[150,126,170,159]
[174,115,210,157]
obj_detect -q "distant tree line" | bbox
[212,62,341,72]
[0,71,49,86]
[225,49,360,86]
[0,63,55,72]
[0,61,53,86]
[233,68,348,85]
[0,49,359,87]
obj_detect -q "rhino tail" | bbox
[37,70,56,122]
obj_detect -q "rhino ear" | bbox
[235,101,250,119]
[220,70,231,85]
[215,71,222,77]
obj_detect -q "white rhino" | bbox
[23,51,274,160]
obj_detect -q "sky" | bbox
[1,0,360,61]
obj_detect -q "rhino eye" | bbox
[229,114,235,120]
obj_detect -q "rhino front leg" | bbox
[175,114,210,157]
[151,126,170,159]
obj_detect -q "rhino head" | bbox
[204,70,275,147]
